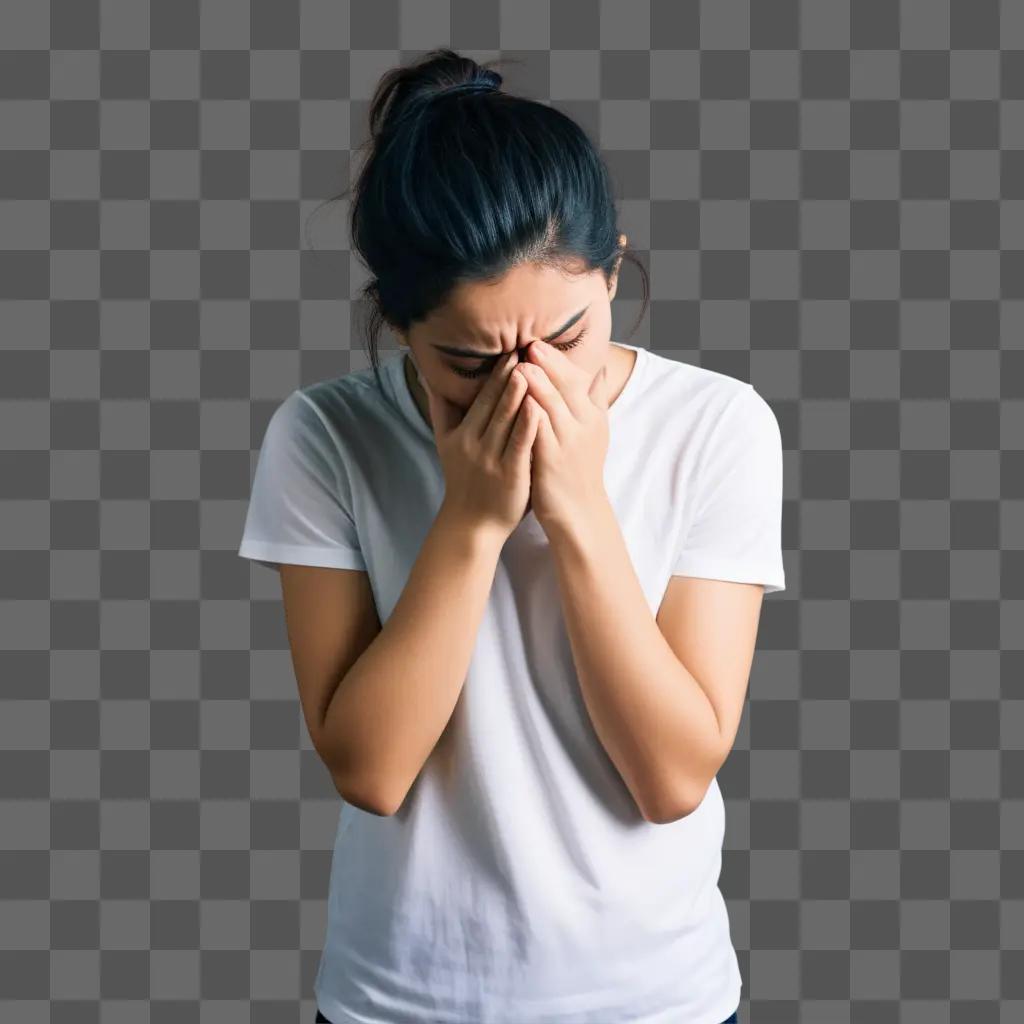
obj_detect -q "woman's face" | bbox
[400,250,624,413]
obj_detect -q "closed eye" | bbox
[448,329,588,379]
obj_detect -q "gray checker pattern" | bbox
[1,1,1023,1023]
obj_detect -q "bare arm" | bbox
[544,498,731,824]
[278,560,382,810]
[281,352,533,817]
[284,502,505,817]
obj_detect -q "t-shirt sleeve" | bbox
[670,384,786,594]
[237,389,367,572]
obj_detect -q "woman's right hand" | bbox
[422,349,540,542]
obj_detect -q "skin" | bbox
[392,234,637,427]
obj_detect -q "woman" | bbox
[239,47,783,1024]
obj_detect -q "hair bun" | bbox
[367,49,505,143]
[431,68,502,99]
[412,49,502,95]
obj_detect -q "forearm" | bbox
[546,498,724,823]
[322,502,505,814]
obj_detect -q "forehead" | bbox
[421,262,602,344]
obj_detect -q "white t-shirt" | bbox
[238,342,785,1024]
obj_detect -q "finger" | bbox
[502,388,540,467]
[516,362,572,443]
[529,395,556,462]
[524,340,592,421]
[481,368,528,460]
[460,350,520,441]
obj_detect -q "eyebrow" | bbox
[430,305,590,359]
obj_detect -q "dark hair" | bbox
[311,47,649,392]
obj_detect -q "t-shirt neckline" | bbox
[384,342,649,443]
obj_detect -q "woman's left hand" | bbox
[515,339,612,535]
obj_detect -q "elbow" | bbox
[316,733,402,817]
[644,742,729,824]
[641,777,710,825]
[643,800,694,826]
[329,766,404,818]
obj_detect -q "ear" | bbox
[607,233,627,302]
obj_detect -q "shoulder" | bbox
[264,362,389,448]
[299,361,384,412]
[723,381,781,439]
[638,349,763,434]
[703,381,782,465]
[293,361,396,438]
[632,354,783,494]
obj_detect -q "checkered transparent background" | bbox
[2,1,1023,1021]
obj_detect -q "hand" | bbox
[513,340,612,535]
[421,351,540,542]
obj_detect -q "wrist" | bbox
[539,491,616,549]
[435,500,509,556]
